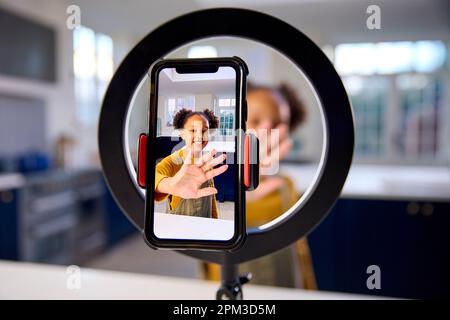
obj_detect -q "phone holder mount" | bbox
[136,133,259,191]
[98,8,354,300]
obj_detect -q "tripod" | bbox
[216,263,252,300]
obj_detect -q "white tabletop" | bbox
[0,260,376,300]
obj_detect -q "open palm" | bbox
[169,148,228,199]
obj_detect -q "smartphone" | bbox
[142,57,249,251]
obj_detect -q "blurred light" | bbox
[73,26,96,79]
[343,76,364,95]
[187,45,218,58]
[73,26,114,126]
[96,33,114,81]
[335,43,377,75]
[413,41,446,73]
[335,41,447,75]
[376,42,413,74]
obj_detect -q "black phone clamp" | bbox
[216,263,252,300]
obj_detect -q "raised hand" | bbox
[256,121,292,175]
[157,146,228,199]
[247,121,293,202]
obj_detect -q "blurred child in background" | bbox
[204,83,316,289]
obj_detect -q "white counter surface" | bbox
[0,260,376,300]
[281,164,450,202]
[0,173,25,191]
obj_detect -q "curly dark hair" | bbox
[247,82,306,132]
[173,108,219,129]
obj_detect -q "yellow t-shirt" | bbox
[204,176,308,284]
[246,176,299,227]
[154,148,219,219]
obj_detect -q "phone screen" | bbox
[152,65,238,241]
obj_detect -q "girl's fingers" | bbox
[195,187,218,198]
[205,164,228,180]
[201,148,217,164]
[259,124,291,169]
[192,141,204,165]
[257,122,286,163]
[262,137,292,167]
[256,122,271,160]
[246,177,285,202]
[183,148,193,165]
[268,124,289,154]
[202,153,227,171]
[277,137,293,160]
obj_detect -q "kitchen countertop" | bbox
[0,260,377,300]
[0,173,25,191]
[281,164,450,202]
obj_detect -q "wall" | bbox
[2,0,448,168]
[195,94,214,111]
[0,0,77,160]
[0,0,145,169]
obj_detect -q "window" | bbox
[73,26,113,126]
[335,41,447,75]
[219,110,234,136]
[216,97,235,136]
[334,40,449,164]
[344,77,388,157]
[165,96,195,126]
[397,74,443,159]
[218,98,235,107]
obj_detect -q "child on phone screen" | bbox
[154,108,228,219]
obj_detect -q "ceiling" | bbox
[72,0,449,45]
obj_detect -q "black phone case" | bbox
[143,57,248,251]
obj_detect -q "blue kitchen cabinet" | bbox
[104,187,138,247]
[308,198,450,299]
[0,170,115,264]
[0,189,19,260]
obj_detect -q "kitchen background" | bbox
[0,0,449,299]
